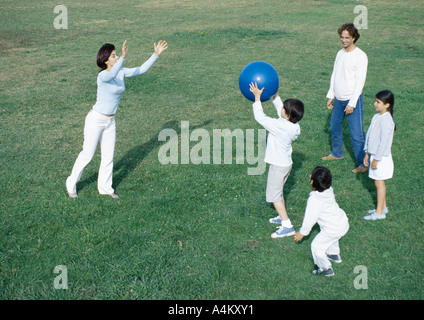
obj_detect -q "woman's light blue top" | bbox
[92,54,158,115]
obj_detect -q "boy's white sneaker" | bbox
[269,216,282,224]
[271,226,295,238]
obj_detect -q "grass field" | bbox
[1,0,423,301]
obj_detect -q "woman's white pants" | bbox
[66,110,116,195]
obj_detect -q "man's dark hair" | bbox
[338,23,360,43]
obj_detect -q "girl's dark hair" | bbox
[97,43,115,71]
[338,23,360,43]
[283,99,304,124]
[375,89,396,131]
[310,166,332,192]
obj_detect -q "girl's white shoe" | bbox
[364,213,386,220]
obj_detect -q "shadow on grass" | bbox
[355,169,377,208]
[284,150,306,200]
[76,119,213,192]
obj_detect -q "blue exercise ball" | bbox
[239,61,279,102]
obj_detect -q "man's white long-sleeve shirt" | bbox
[326,47,368,108]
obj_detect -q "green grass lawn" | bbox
[1,0,423,300]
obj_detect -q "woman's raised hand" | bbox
[121,40,128,59]
[154,40,168,57]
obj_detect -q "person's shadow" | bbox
[77,119,212,192]
[283,150,306,200]
[356,167,376,207]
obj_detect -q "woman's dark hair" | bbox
[97,43,115,71]
[310,166,332,192]
[375,89,396,131]
[338,23,360,43]
[283,99,304,124]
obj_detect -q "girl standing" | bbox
[363,90,395,220]
[66,40,168,198]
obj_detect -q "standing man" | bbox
[322,23,368,173]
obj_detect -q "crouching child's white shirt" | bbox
[299,187,349,237]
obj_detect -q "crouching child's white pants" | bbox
[311,226,349,270]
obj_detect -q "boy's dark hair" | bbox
[283,99,304,124]
[97,43,115,71]
[310,166,332,192]
[338,23,360,43]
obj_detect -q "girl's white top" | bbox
[253,96,300,167]
[92,54,158,115]
[299,187,349,237]
[364,112,395,161]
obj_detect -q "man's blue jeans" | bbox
[330,94,366,167]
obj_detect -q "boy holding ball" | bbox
[249,82,304,238]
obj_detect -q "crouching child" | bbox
[294,166,349,276]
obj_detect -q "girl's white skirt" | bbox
[369,154,394,180]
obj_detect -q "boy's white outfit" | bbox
[252,96,300,168]
[299,187,349,270]
[252,96,300,228]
